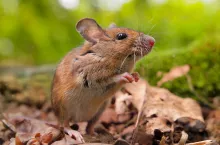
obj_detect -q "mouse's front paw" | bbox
[131,72,139,82]
[114,72,139,84]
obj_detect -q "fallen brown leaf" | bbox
[186,140,218,145]
[15,136,23,145]
[121,125,135,136]
[51,134,83,145]
[157,64,190,87]
[3,116,61,144]
[116,78,205,144]
[41,132,53,143]
[131,126,153,145]
[99,108,118,124]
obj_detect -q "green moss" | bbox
[136,35,220,102]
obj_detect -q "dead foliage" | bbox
[157,65,190,87]
[0,68,219,145]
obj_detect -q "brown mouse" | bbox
[51,18,155,142]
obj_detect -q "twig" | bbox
[186,140,216,145]
[178,131,188,145]
[131,90,146,145]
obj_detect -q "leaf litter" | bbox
[0,65,219,145]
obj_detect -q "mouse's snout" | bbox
[134,34,155,56]
[144,35,155,47]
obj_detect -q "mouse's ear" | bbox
[76,18,110,44]
[108,23,117,28]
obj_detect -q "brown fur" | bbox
[51,18,155,134]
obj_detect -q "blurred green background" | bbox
[0,0,219,102]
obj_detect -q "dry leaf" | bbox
[145,117,173,135]
[114,91,132,115]
[114,139,130,145]
[157,64,190,87]
[206,110,220,143]
[143,86,204,122]
[186,140,218,145]
[51,134,83,145]
[15,136,23,145]
[41,132,53,143]
[95,125,115,144]
[115,79,147,112]
[26,138,40,145]
[3,116,61,144]
[99,108,118,123]
[116,78,205,144]
[178,131,188,145]
[121,125,135,136]
[131,126,153,145]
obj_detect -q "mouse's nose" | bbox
[149,39,155,47]
[145,35,155,47]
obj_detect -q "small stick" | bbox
[186,140,216,145]
[131,90,146,145]
[178,131,188,145]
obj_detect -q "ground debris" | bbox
[0,73,219,145]
[114,78,210,145]
[0,74,51,105]
[206,109,220,144]
[157,64,190,87]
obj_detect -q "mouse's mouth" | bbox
[134,35,155,56]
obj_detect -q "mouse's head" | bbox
[76,18,155,71]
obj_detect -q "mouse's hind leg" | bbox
[63,120,85,143]
[86,100,109,135]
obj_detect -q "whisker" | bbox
[147,17,154,24]
[152,47,158,52]
[143,47,148,52]
[140,47,143,58]
[150,32,169,35]
[133,51,136,65]
[120,54,130,71]
[147,23,157,35]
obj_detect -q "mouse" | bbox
[51,18,155,142]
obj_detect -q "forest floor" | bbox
[0,65,219,145]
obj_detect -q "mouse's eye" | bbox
[116,33,127,40]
